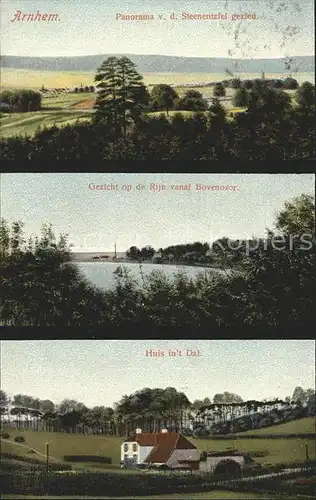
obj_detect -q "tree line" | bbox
[0,56,315,160]
[1,386,314,437]
[1,194,315,330]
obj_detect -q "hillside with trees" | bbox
[1,387,315,437]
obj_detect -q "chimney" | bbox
[161,428,168,433]
[136,428,142,434]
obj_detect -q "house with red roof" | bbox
[121,428,199,470]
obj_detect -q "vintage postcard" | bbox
[1,339,315,497]
[0,0,315,160]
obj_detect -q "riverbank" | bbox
[71,256,228,270]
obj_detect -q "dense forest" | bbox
[1,193,315,330]
[0,56,315,160]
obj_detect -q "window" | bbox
[132,443,137,452]
[124,443,128,452]
[133,454,137,462]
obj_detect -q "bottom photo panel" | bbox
[1,339,315,499]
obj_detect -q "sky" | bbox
[1,0,314,58]
[1,340,315,408]
[1,173,314,252]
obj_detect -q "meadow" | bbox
[0,93,94,138]
[1,417,315,470]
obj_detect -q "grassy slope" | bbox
[240,417,316,435]
[1,417,315,468]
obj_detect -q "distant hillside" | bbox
[1,54,314,73]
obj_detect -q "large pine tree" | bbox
[94,56,149,137]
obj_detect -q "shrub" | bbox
[213,82,226,97]
[1,431,10,438]
[14,435,25,443]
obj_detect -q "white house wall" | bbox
[139,445,154,463]
[121,441,139,461]
[166,449,199,467]
[121,443,155,464]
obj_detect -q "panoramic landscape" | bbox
[1,339,315,498]
[0,0,315,160]
[1,172,315,330]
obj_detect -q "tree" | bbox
[126,246,141,261]
[40,400,55,413]
[0,390,10,414]
[275,194,315,237]
[1,219,106,326]
[295,82,315,112]
[213,83,226,97]
[139,246,155,261]
[94,56,148,137]
[231,79,241,89]
[233,88,249,108]
[292,386,306,405]
[0,90,42,112]
[213,392,243,404]
[150,84,179,115]
[283,77,298,90]
[176,90,208,111]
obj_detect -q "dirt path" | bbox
[72,98,95,109]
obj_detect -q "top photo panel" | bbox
[0,0,315,162]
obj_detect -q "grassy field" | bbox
[0,69,305,138]
[1,418,315,470]
[1,68,314,89]
[0,93,94,138]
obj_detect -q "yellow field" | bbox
[1,68,314,90]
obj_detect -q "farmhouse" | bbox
[121,428,199,469]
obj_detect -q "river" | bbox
[76,262,227,290]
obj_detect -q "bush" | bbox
[14,435,25,443]
[1,432,10,438]
[213,83,226,97]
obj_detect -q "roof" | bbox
[124,432,197,464]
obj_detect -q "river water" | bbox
[76,262,226,290]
